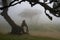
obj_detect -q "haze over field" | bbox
[0,0,60,34]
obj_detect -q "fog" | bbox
[0,1,60,34]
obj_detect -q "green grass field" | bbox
[0,34,60,40]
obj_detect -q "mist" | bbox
[0,1,60,34]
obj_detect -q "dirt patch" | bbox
[29,31,60,39]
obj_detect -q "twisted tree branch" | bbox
[0,0,60,20]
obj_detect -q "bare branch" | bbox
[0,0,60,18]
[45,10,52,20]
[0,0,23,10]
[38,2,60,17]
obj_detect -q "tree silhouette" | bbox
[0,0,29,34]
[0,0,60,19]
[0,0,60,34]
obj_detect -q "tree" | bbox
[0,0,29,34]
[0,0,60,34]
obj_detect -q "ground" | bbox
[30,31,60,39]
[0,33,60,40]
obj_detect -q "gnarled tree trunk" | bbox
[1,0,22,34]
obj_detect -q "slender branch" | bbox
[0,1,22,10]
[38,2,60,17]
[45,10,52,20]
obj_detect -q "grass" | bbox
[0,34,60,40]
